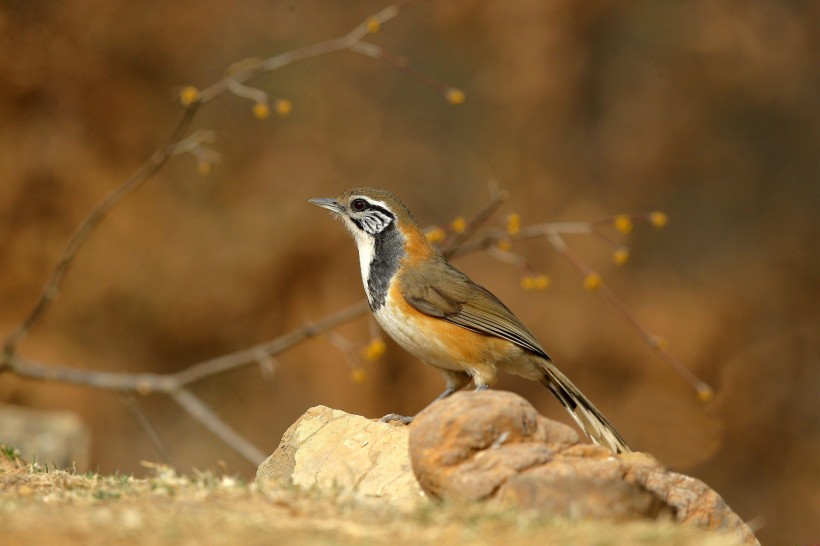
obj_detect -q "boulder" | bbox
[0,404,90,470]
[258,393,759,545]
[256,405,427,511]
[409,391,760,546]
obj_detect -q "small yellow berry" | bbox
[425,227,446,243]
[275,99,292,117]
[651,335,669,351]
[197,160,212,176]
[650,211,668,229]
[445,88,466,105]
[532,274,550,290]
[179,86,200,107]
[450,216,467,234]
[496,239,511,251]
[253,102,270,119]
[351,368,367,384]
[613,248,630,266]
[583,273,602,291]
[697,384,714,402]
[366,17,381,33]
[614,214,633,234]
[361,339,386,361]
[520,275,550,291]
[506,213,521,236]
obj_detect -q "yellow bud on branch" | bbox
[445,88,465,105]
[506,213,521,236]
[253,102,271,119]
[179,86,200,107]
[351,368,367,384]
[650,211,668,229]
[275,99,292,117]
[583,273,602,292]
[613,248,630,266]
[614,214,633,234]
[366,18,381,33]
[361,339,386,361]
[520,275,550,291]
[425,227,446,243]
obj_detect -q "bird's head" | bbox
[309,187,419,247]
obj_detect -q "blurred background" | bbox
[0,0,817,543]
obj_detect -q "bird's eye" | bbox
[351,199,367,212]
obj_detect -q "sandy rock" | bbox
[408,391,760,546]
[256,405,427,511]
[0,405,90,470]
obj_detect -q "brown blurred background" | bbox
[0,0,817,543]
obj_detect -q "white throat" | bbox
[349,223,375,290]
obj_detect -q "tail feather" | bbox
[540,361,631,454]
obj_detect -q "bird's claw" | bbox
[380,413,414,425]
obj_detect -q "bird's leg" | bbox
[474,383,489,391]
[380,370,470,425]
[379,413,415,424]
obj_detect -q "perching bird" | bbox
[309,188,630,453]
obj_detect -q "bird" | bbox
[309,187,630,453]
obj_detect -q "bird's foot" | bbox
[380,413,414,425]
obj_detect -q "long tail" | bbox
[539,361,631,454]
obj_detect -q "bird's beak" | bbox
[308,197,344,214]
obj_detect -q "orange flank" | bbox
[378,282,522,387]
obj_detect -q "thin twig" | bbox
[5,301,369,391]
[198,4,403,103]
[169,388,266,465]
[2,107,198,355]
[172,301,369,386]
[121,394,179,468]
[441,188,509,257]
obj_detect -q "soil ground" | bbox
[0,449,746,546]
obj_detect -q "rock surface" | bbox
[256,405,427,511]
[0,404,90,470]
[259,393,758,545]
[409,391,760,546]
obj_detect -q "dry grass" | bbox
[0,448,745,546]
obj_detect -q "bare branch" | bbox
[2,107,198,354]
[172,301,369,386]
[169,388,266,465]
[121,394,179,468]
[440,187,509,257]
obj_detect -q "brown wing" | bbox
[400,257,551,361]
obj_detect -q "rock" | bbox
[0,404,90,470]
[408,391,760,546]
[256,405,427,511]
[260,394,759,545]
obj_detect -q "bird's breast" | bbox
[374,282,525,379]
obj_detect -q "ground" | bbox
[0,448,746,546]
